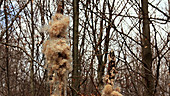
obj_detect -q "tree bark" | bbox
[30,0,35,96]
[4,1,10,96]
[141,0,154,96]
[0,0,3,8]
[168,1,170,95]
[169,0,170,16]
[97,0,105,90]
[72,0,80,96]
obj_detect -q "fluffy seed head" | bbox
[111,91,123,96]
[103,84,113,95]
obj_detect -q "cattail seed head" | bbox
[42,13,72,96]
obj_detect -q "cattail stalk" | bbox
[43,13,72,96]
[102,50,123,96]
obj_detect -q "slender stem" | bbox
[4,1,10,96]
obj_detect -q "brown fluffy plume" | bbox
[102,50,123,96]
[102,84,113,95]
[42,13,72,96]
[111,91,123,96]
[48,13,70,38]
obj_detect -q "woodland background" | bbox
[0,0,169,96]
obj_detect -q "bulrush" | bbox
[43,13,72,96]
[102,50,123,96]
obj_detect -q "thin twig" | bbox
[0,1,30,41]
[0,42,44,68]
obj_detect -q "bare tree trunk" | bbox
[97,1,114,91]
[141,0,154,96]
[169,0,170,16]
[30,0,35,96]
[4,1,10,96]
[72,0,80,95]
[97,0,105,91]
[0,0,3,8]
[168,1,170,95]
[169,71,170,96]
